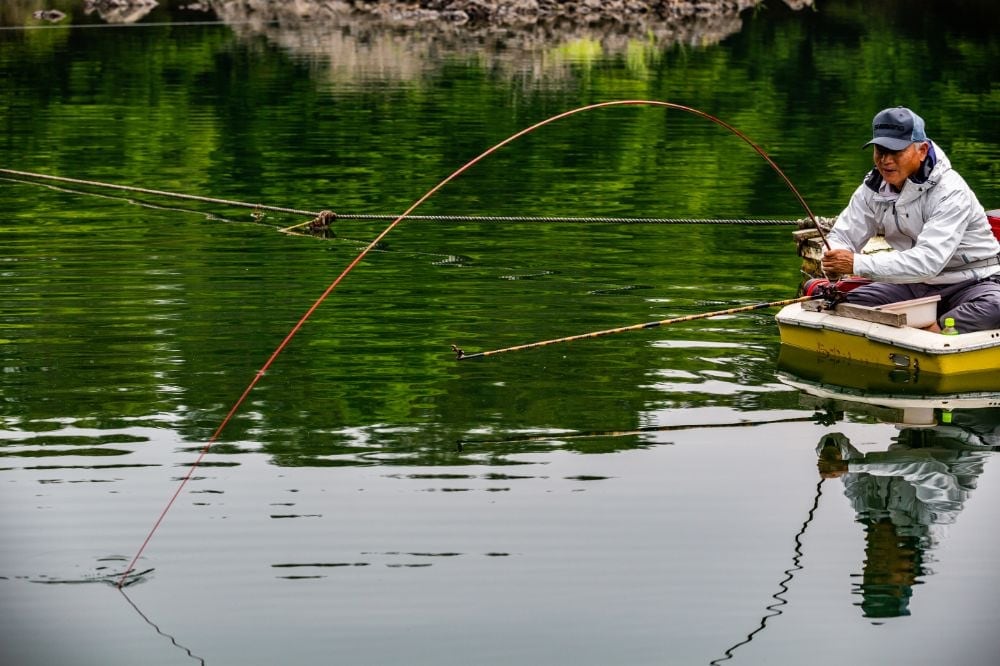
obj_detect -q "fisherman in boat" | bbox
[820,107,1000,333]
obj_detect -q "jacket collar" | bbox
[863,140,946,197]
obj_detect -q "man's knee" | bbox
[948,280,1000,331]
[844,283,916,308]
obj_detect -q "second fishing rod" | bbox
[452,294,821,360]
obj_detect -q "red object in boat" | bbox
[831,277,872,292]
[987,209,1000,241]
[801,277,872,297]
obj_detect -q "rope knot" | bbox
[309,210,337,237]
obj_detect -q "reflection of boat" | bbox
[776,369,1000,426]
[779,361,1000,621]
[775,295,1000,384]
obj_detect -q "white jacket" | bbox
[827,142,1000,284]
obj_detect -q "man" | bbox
[821,106,1000,332]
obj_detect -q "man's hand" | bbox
[817,458,848,478]
[821,249,855,280]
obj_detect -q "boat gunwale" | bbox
[776,302,1000,356]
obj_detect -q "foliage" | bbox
[1,0,998,461]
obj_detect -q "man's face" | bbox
[872,141,929,189]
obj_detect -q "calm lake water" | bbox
[2,1,1000,664]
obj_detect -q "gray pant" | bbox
[844,275,1000,332]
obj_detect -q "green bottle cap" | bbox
[941,410,953,424]
[945,317,955,327]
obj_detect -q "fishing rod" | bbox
[116,100,819,588]
[452,294,819,360]
[457,414,819,447]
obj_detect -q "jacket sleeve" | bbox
[853,187,973,283]
[845,456,973,526]
[826,183,877,252]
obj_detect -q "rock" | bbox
[84,0,159,24]
[32,9,66,23]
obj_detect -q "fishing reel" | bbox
[800,277,872,307]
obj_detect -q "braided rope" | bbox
[335,214,799,224]
[1,168,801,226]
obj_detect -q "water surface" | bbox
[2,1,999,664]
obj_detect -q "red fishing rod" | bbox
[118,100,820,587]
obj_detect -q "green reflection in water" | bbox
[1,0,998,469]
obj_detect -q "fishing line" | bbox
[119,588,206,665]
[0,168,317,217]
[457,415,818,448]
[0,175,248,226]
[709,477,826,665]
[0,20,275,31]
[115,100,819,588]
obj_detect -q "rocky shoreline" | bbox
[7,0,806,71]
[207,1,814,30]
[188,0,817,84]
[19,0,815,32]
[333,1,767,27]
[203,0,816,62]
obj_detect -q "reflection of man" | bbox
[817,409,999,618]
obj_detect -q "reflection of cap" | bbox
[816,432,860,459]
[863,107,927,151]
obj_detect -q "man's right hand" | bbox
[821,249,855,280]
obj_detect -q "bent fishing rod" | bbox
[116,100,821,588]
[453,294,819,360]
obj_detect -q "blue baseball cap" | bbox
[863,107,927,151]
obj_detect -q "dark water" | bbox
[2,1,1000,664]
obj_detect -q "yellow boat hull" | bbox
[775,302,1000,391]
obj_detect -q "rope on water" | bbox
[1,168,803,228]
[322,214,800,224]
